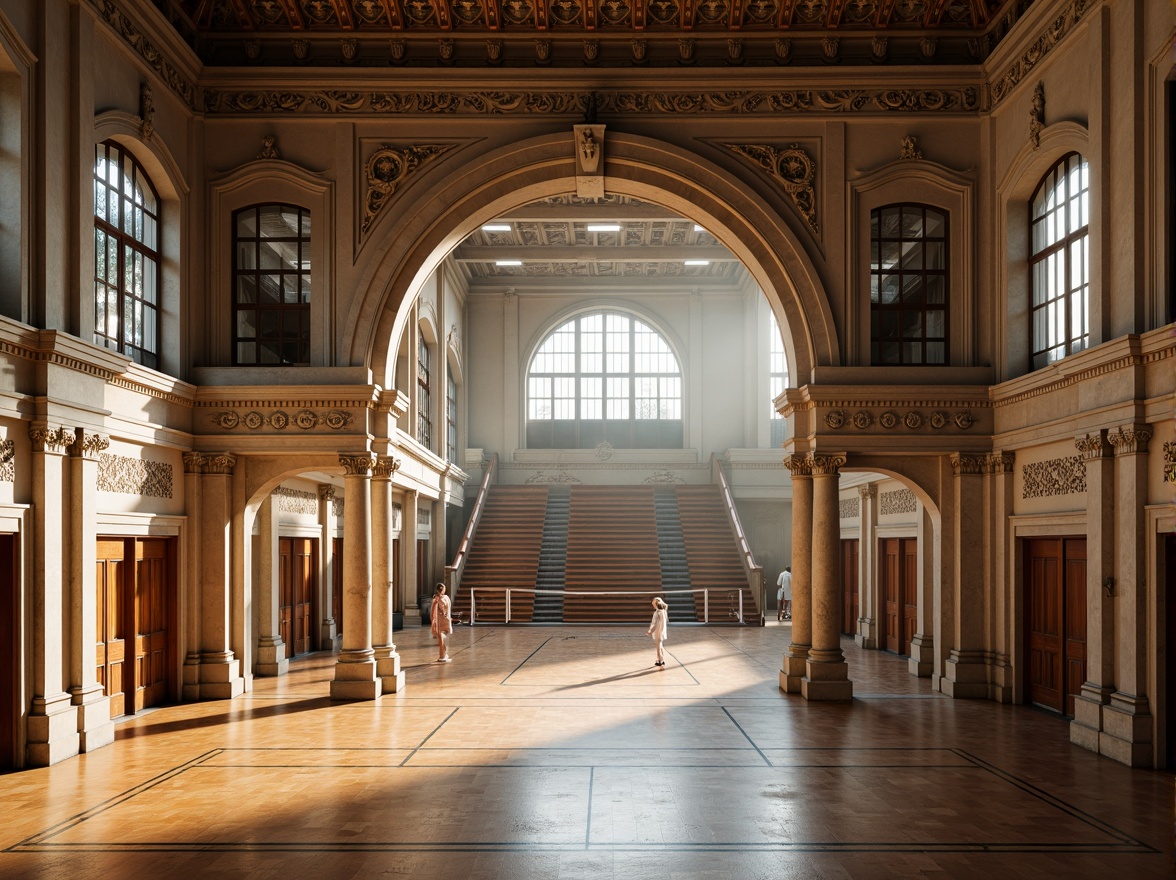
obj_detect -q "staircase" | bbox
[531,487,569,623]
[676,485,757,622]
[653,489,696,623]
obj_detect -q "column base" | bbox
[320,618,337,653]
[854,617,878,650]
[1098,693,1153,767]
[779,646,809,694]
[801,657,853,701]
[375,648,405,693]
[199,654,245,700]
[987,652,1014,703]
[182,655,202,702]
[404,605,422,627]
[71,685,114,753]
[941,649,987,698]
[26,692,79,767]
[907,633,934,679]
[256,637,289,677]
[331,651,382,701]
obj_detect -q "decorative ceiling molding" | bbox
[89,0,198,108]
[203,86,985,115]
[989,0,1091,107]
[725,142,819,234]
[361,143,456,235]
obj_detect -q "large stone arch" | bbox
[344,131,838,390]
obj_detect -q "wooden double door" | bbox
[881,537,918,655]
[96,537,175,717]
[1025,537,1087,717]
[279,537,317,657]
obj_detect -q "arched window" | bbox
[870,204,948,365]
[768,312,788,447]
[526,311,682,449]
[1030,153,1089,370]
[417,334,432,449]
[94,141,159,367]
[232,204,311,365]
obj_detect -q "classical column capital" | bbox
[949,453,986,475]
[1074,430,1111,460]
[986,451,1015,474]
[29,423,73,454]
[69,429,110,460]
[204,453,238,475]
[808,453,846,476]
[182,451,206,474]
[372,455,401,480]
[1107,425,1151,456]
[782,453,813,477]
[857,484,877,500]
[339,453,376,477]
[318,483,336,502]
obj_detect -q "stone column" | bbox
[942,454,988,698]
[402,490,421,626]
[803,453,852,701]
[987,452,1016,701]
[182,453,204,700]
[68,429,113,752]
[1071,431,1115,751]
[855,484,878,649]
[371,456,404,693]
[908,505,937,679]
[331,454,381,700]
[780,454,812,693]
[27,424,78,766]
[1104,425,1153,766]
[254,495,288,677]
[197,453,245,700]
[317,484,338,650]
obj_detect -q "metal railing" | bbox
[463,587,745,625]
[444,452,497,596]
[712,454,766,625]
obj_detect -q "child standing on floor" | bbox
[647,596,668,667]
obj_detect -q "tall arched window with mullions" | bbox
[232,204,311,365]
[1030,152,1090,370]
[527,311,682,449]
[94,141,159,368]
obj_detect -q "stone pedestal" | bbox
[26,692,78,767]
[199,651,245,699]
[942,649,988,698]
[1100,694,1153,767]
[907,634,935,679]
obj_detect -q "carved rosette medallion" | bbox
[211,409,353,431]
[29,425,73,455]
[362,144,456,235]
[879,410,899,429]
[851,410,873,429]
[824,409,846,429]
[725,143,819,234]
[339,453,377,477]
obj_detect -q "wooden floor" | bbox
[2,623,1172,879]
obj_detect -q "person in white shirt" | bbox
[776,567,792,621]
[646,597,669,667]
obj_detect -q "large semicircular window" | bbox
[526,311,683,449]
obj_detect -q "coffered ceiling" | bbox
[153,0,1033,67]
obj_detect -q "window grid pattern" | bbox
[417,335,432,449]
[232,204,311,365]
[446,371,458,463]
[1030,152,1090,370]
[93,141,159,368]
[769,312,789,448]
[527,312,682,449]
[870,204,949,366]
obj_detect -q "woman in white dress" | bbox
[430,582,453,662]
[646,596,668,667]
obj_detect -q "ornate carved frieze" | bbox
[209,409,354,431]
[333,496,345,518]
[339,453,377,476]
[524,470,582,484]
[1164,442,1176,484]
[361,144,456,235]
[643,471,686,484]
[950,454,987,476]
[808,453,846,475]
[97,453,173,498]
[203,88,984,117]
[273,486,318,516]
[823,408,974,431]
[71,430,111,460]
[1021,456,1086,499]
[0,439,13,482]
[725,143,819,234]
[139,82,155,141]
[990,0,1092,107]
[839,496,859,519]
[372,456,402,480]
[1107,426,1151,456]
[1028,82,1044,149]
[29,425,73,455]
[879,488,916,516]
[89,0,197,108]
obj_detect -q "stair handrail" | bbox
[444,452,498,595]
[712,453,766,625]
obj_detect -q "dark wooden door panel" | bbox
[901,538,918,655]
[279,538,293,652]
[1062,540,1087,717]
[96,539,127,718]
[134,539,169,711]
[1,533,16,771]
[841,539,859,637]
[1025,538,1086,716]
[882,538,900,653]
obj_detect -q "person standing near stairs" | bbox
[776,567,792,621]
[647,597,669,667]
[431,583,453,662]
